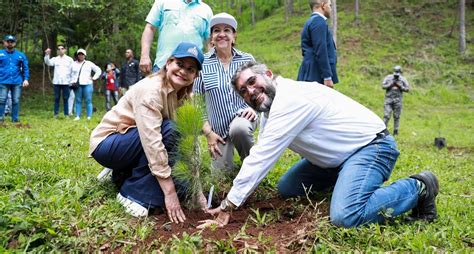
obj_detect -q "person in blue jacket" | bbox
[297,0,338,88]
[0,35,29,123]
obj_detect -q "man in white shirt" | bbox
[44,45,73,117]
[198,61,439,228]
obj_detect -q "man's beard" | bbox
[250,76,276,113]
[324,9,331,19]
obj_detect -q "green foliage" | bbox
[248,208,273,227]
[206,0,284,30]
[173,96,213,210]
[164,232,203,252]
[0,0,473,252]
[1,0,152,66]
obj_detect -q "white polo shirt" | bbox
[44,54,73,85]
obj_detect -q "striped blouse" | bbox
[193,48,255,138]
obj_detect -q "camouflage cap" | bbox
[393,65,402,73]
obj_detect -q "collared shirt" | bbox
[120,58,141,87]
[145,0,213,68]
[44,54,73,85]
[69,60,102,85]
[312,11,327,20]
[0,49,29,85]
[89,75,180,179]
[193,48,255,138]
[227,77,386,206]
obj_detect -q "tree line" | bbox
[0,0,468,69]
[1,0,150,66]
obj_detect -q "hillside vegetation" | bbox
[0,0,472,252]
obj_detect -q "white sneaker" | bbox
[73,116,80,121]
[116,193,148,218]
[97,167,112,181]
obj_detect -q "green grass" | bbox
[1,0,473,251]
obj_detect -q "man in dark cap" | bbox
[0,35,29,123]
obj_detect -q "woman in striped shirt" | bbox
[193,13,257,173]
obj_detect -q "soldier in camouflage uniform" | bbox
[382,66,410,136]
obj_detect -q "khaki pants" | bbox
[212,116,257,172]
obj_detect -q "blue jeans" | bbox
[0,84,22,122]
[277,135,419,228]
[91,120,187,208]
[54,85,70,116]
[75,84,93,118]
[5,91,11,114]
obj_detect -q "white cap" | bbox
[210,13,238,31]
[77,48,87,56]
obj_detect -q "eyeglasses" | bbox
[238,75,256,97]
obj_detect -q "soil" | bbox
[447,146,473,155]
[124,197,330,252]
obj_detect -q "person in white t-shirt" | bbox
[69,48,101,120]
[197,61,439,229]
[44,45,73,118]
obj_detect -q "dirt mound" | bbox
[136,197,330,251]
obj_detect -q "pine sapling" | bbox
[174,96,212,209]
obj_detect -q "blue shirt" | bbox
[0,49,29,85]
[146,0,213,68]
[193,48,255,138]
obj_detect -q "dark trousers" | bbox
[92,120,187,208]
[105,89,119,111]
[54,85,70,116]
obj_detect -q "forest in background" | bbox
[1,0,473,252]
[1,0,470,69]
[0,0,295,68]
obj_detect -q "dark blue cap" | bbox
[170,42,204,70]
[4,35,16,42]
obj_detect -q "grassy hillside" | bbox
[1,0,473,252]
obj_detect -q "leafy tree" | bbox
[0,0,151,66]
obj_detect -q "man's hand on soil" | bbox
[196,208,230,229]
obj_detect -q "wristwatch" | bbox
[219,198,236,212]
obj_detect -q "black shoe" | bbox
[393,130,399,136]
[408,170,439,222]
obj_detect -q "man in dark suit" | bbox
[297,0,338,88]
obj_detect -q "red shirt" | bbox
[106,72,117,91]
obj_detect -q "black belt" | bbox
[373,129,390,141]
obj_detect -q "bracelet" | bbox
[219,198,236,212]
